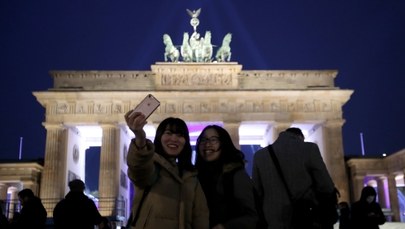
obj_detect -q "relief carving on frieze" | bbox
[95,103,106,114]
[113,103,122,113]
[233,101,263,113]
[166,103,177,113]
[219,102,232,113]
[56,103,69,114]
[304,102,315,112]
[200,103,211,113]
[236,102,245,112]
[253,103,263,112]
[288,102,296,112]
[322,101,332,112]
[183,103,194,113]
[270,102,280,112]
[76,104,86,114]
[51,97,340,116]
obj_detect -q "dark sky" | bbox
[1,0,405,161]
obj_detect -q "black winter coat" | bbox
[53,191,103,229]
[351,186,386,229]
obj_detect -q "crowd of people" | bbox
[124,110,386,229]
[0,111,386,229]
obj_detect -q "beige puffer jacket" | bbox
[127,139,209,229]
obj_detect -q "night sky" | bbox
[1,0,405,162]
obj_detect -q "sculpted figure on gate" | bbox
[163,8,232,63]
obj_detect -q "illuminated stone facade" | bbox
[30,62,353,218]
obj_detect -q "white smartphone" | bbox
[131,94,160,119]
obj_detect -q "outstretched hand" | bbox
[125,110,147,145]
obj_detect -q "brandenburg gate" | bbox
[33,62,353,217]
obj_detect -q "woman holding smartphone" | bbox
[124,111,209,229]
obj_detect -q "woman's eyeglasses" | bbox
[198,137,220,144]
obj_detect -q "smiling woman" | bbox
[195,125,260,229]
[124,113,209,229]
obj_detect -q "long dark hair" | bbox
[195,125,245,169]
[154,117,195,172]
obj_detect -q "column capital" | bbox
[99,122,119,128]
[42,122,65,130]
[271,121,292,127]
[222,121,241,126]
[323,119,345,128]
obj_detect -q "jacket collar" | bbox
[153,153,197,183]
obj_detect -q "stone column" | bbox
[39,123,67,217]
[376,176,387,208]
[0,183,7,200]
[387,173,400,221]
[8,186,18,220]
[223,122,240,149]
[322,120,350,203]
[0,183,9,218]
[352,175,365,202]
[403,170,405,187]
[98,123,121,216]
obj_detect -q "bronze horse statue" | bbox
[215,33,232,62]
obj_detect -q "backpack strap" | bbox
[267,145,293,199]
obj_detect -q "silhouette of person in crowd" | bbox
[53,179,104,229]
[252,127,336,229]
[195,125,258,229]
[124,111,209,229]
[350,186,386,229]
[338,201,351,229]
[0,203,10,229]
[100,216,112,229]
[10,188,47,229]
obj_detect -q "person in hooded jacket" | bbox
[124,111,209,229]
[351,186,385,229]
[195,125,258,229]
[53,179,104,229]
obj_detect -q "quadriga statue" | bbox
[201,31,213,62]
[163,34,180,62]
[215,33,232,62]
[181,32,193,62]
